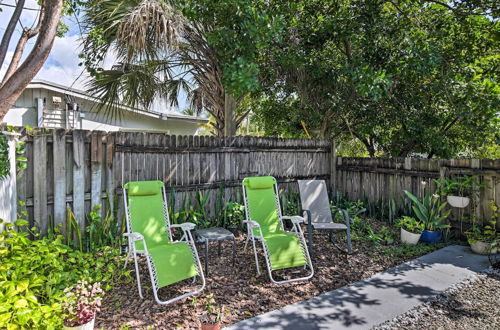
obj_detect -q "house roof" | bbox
[27,79,208,124]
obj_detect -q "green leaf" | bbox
[13,299,28,309]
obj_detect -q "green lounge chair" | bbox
[123,180,205,305]
[242,176,314,284]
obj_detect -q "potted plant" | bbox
[225,201,245,237]
[396,216,424,245]
[200,293,222,330]
[62,280,103,330]
[436,175,480,208]
[465,201,499,255]
[404,190,451,243]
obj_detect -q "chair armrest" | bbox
[282,215,305,224]
[123,232,144,241]
[243,220,260,228]
[171,222,196,231]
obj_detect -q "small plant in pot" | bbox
[436,175,481,208]
[396,216,424,245]
[404,190,451,243]
[200,293,222,330]
[465,201,499,255]
[62,280,103,330]
[224,201,245,237]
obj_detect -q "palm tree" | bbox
[82,0,249,136]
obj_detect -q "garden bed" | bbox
[96,224,447,329]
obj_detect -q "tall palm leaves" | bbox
[82,0,231,135]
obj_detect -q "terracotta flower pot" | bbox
[63,318,95,330]
[400,228,421,245]
[201,323,221,330]
[447,196,470,208]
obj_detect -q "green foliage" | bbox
[404,190,451,231]
[224,202,245,228]
[379,242,447,259]
[0,128,27,179]
[0,219,129,329]
[349,217,395,245]
[281,188,301,216]
[85,205,125,253]
[396,216,424,234]
[331,199,367,221]
[435,175,483,197]
[182,0,284,97]
[465,200,499,244]
[253,0,499,157]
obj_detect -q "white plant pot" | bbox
[447,196,470,208]
[469,241,497,255]
[63,318,95,330]
[400,228,421,245]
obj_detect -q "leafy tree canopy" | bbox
[252,0,499,158]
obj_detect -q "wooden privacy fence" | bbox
[12,128,500,234]
[16,129,331,234]
[334,157,500,228]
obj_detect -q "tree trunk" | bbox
[224,93,236,136]
[0,0,26,70]
[0,0,63,122]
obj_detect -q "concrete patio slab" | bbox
[227,245,490,330]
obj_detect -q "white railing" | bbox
[0,132,19,231]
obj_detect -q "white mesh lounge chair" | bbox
[298,180,353,255]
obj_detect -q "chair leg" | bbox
[346,227,353,254]
[133,254,144,299]
[308,224,313,257]
[123,250,132,269]
[243,234,250,251]
[251,237,261,275]
[341,208,353,254]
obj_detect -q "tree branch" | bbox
[0,0,26,72]
[2,3,45,85]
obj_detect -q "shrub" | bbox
[224,202,245,228]
[396,216,424,234]
[0,219,129,329]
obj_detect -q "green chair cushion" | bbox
[125,180,164,196]
[148,242,199,288]
[264,233,306,270]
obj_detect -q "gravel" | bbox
[372,269,500,330]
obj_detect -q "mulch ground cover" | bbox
[96,229,443,329]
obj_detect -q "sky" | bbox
[0,0,187,113]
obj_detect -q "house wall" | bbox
[6,88,201,135]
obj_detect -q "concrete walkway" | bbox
[228,245,490,330]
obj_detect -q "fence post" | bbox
[330,139,337,195]
[0,131,20,230]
